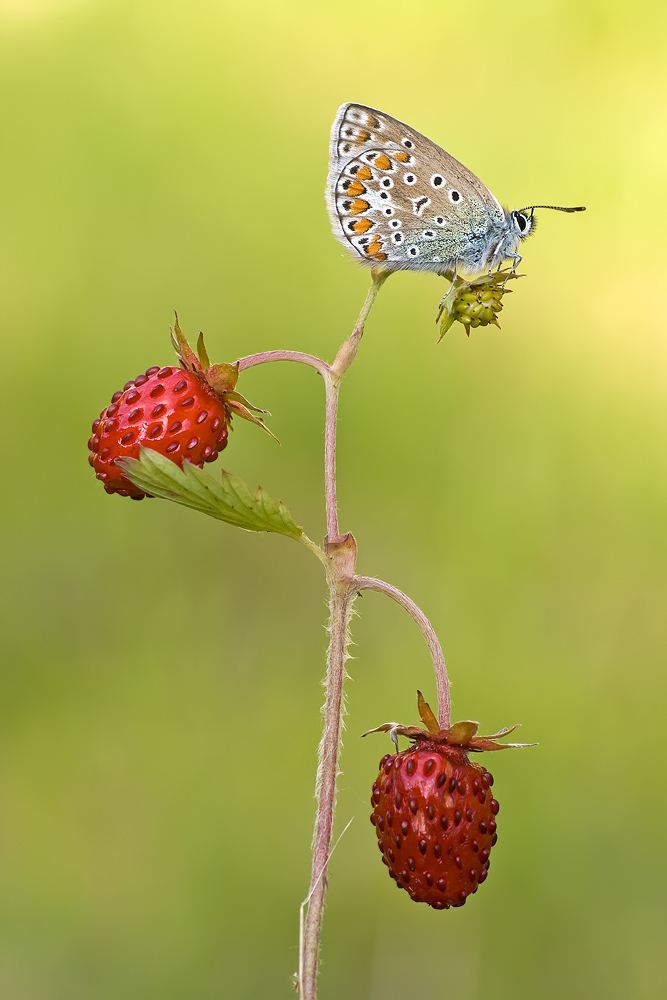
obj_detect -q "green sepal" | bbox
[444,720,479,744]
[170,313,200,370]
[116,447,303,538]
[227,399,279,443]
[225,389,270,415]
[196,332,211,370]
[417,690,440,735]
[205,362,240,394]
[437,310,458,338]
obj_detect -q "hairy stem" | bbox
[354,576,451,730]
[300,580,355,999]
[300,273,388,997]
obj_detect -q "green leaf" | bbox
[116,447,303,538]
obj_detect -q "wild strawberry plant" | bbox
[88,268,532,998]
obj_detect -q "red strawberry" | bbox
[88,317,273,500]
[88,366,230,499]
[365,692,531,909]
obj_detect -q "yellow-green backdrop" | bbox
[1,1,666,997]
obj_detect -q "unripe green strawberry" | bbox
[437,269,522,339]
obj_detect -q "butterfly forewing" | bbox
[327,104,508,275]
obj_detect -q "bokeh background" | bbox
[1,1,666,997]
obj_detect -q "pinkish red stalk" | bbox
[232,275,449,999]
[237,350,331,378]
[300,580,354,998]
[354,576,451,730]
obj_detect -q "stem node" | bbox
[324,532,357,581]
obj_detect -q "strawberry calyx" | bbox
[171,314,278,441]
[363,690,536,754]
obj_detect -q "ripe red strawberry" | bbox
[88,366,230,499]
[88,317,273,500]
[366,692,531,909]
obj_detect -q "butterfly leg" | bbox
[501,253,523,290]
[435,262,460,323]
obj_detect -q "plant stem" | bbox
[236,272,451,996]
[323,373,342,542]
[300,272,388,998]
[236,350,331,378]
[354,576,451,730]
[331,270,390,379]
[291,271,450,997]
[298,533,329,569]
[324,271,389,542]
[300,578,355,999]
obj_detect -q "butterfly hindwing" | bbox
[327,104,508,275]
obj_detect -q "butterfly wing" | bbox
[327,104,508,275]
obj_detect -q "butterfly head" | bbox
[511,209,536,240]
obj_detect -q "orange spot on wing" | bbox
[349,199,370,215]
[374,153,392,171]
[366,114,380,129]
[352,218,373,234]
[393,151,410,162]
[374,252,387,261]
[346,179,367,197]
[355,165,373,180]
[356,128,371,142]
[364,239,383,256]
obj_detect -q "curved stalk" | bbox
[236,350,331,378]
[354,576,451,730]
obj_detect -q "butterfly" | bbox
[326,103,585,278]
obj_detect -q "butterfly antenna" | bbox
[518,204,586,215]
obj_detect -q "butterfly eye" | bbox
[430,175,445,188]
[449,190,461,203]
[514,211,529,233]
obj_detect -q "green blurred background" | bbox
[1,1,666,997]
